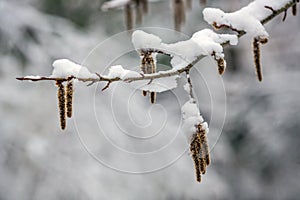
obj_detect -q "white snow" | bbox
[130,75,179,93]
[181,99,208,140]
[203,0,291,39]
[106,65,142,79]
[50,59,98,79]
[101,0,130,11]
[132,30,163,51]
[132,29,238,70]
[24,75,41,79]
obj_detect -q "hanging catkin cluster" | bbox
[124,0,148,30]
[55,80,74,130]
[140,51,156,104]
[190,123,210,182]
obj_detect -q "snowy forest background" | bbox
[1,0,300,199]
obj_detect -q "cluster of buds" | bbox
[140,51,156,104]
[190,123,210,182]
[55,79,74,130]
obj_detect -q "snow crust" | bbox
[132,29,237,69]
[50,59,97,79]
[181,99,209,140]
[203,0,291,39]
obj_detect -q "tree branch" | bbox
[16,1,297,85]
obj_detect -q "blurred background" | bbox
[0,0,300,199]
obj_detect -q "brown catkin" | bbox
[253,38,263,82]
[141,0,148,13]
[66,81,73,118]
[190,136,202,182]
[198,124,210,166]
[125,4,133,30]
[56,81,66,130]
[140,52,157,103]
[197,134,206,174]
[142,90,147,96]
[185,0,192,10]
[200,0,206,5]
[150,92,156,104]
[173,0,185,31]
[135,0,143,24]
[292,2,297,16]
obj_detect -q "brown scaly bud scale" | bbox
[56,81,66,130]
[66,81,73,118]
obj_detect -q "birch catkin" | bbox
[253,38,263,82]
[66,80,73,118]
[56,81,66,130]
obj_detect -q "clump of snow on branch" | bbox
[181,100,208,140]
[132,29,238,69]
[50,59,98,79]
[203,0,291,39]
[105,65,141,79]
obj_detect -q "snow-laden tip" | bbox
[51,59,97,79]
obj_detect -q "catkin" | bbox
[140,52,157,103]
[56,81,66,130]
[173,0,186,31]
[141,0,148,14]
[200,0,206,5]
[198,124,210,166]
[66,81,73,118]
[190,123,211,182]
[190,135,202,182]
[292,0,298,16]
[185,0,192,10]
[125,4,133,30]
[253,38,263,82]
[150,92,156,104]
[135,0,143,24]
